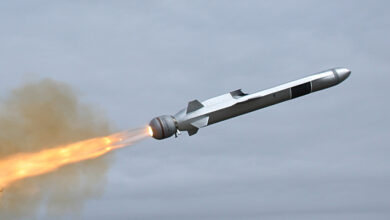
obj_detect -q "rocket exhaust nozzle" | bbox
[148,115,177,140]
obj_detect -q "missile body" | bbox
[149,68,351,139]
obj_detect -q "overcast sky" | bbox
[1,0,389,219]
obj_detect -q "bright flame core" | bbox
[147,126,153,137]
[0,129,147,190]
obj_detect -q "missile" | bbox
[148,68,351,140]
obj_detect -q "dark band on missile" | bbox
[156,117,165,138]
[291,82,312,99]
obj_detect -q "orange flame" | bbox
[0,128,148,190]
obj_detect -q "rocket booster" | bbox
[148,68,351,140]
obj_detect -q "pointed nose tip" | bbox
[335,68,351,83]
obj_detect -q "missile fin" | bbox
[186,100,204,114]
[188,127,199,136]
[190,116,209,128]
[230,89,248,98]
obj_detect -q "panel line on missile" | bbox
[156,117,165,138]
[332,69,340,83]
[291,82,312,99]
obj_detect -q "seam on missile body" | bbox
[172,116,179,130]
[332,69,340,83]
[156,117,165,138]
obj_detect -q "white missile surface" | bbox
[149,68,351,139]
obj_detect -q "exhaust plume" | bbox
[0,79,145,219]
[0,129,146,189]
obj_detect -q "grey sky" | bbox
[1,0,389,219]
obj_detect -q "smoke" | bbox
[0,79,113,219]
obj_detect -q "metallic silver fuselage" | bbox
[174,68,351,135]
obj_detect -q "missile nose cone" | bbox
[335,68,351,83]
